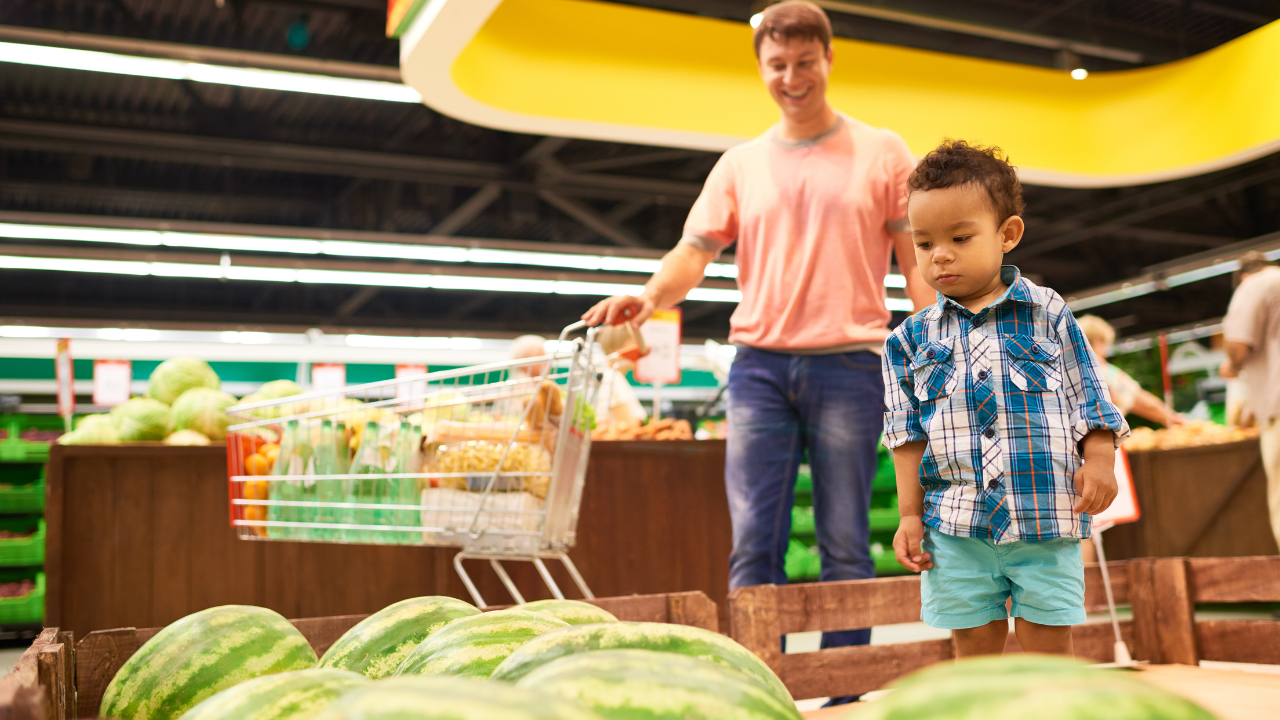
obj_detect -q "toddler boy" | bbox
[881,140,1129,657]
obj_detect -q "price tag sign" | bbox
[634,308,682,386]
[92,359,133,407]
[1094,448,1141,527]
[311,363,347,394]
[55,339,75,418]
[395,364,428,402]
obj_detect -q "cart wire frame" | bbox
[224,322,602,605]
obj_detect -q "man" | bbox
[1220,252,1280,548]
[582,0,931,684]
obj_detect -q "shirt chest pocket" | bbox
[911,339,958,402]
[1005,335,1063,392]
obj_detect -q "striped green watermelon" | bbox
[178,669,368,720]
[318,596,480,679]
[101,605,317,720]
[393,609,569,678]
[489,621,792,704]
[861,655,1216,720]
[515,649,803,720]
[516,600,618,626]
[310,675,607,720]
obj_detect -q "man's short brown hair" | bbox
[1234,251,1275,286]
[907,139,1025,225]
[753,1,832,58]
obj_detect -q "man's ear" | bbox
[1000,215,1025,252]
[826,45,834,67]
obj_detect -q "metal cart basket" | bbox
[224,322,601,607]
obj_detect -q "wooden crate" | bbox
[0,590,716,720]
[727,555,1280,700]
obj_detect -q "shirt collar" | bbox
[927,265,1035,320]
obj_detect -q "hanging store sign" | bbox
[633,308,682,386]
[55,339,75,418]
[92,359,133,407]
[311,363,347,394]
[395,364,428,402]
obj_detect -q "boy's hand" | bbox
[894,515,933,573]
[1072,453,1118,515]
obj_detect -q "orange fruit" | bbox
[245,453,270,476]
[261,443,281,465]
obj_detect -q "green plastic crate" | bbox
[0,519,44,568]
[791,505,815,535]
[0,475,45,515]
[0,571,44,626]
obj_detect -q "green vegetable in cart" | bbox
[856,654,1216,720]
[172,387,238,441]
[395,609,569,679]
[147,357,221,405]
[100,605,317,720]
[177,669,368,720]
[515,599,618,626]
[165,430,211,446]
[318,596,481,679]
[514,649,804,720]
[310,676,606,720]
[111,398,175,442]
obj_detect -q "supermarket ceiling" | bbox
[1,0,1278,344]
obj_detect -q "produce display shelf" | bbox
[0,571,44,626]
[0,518,44,568]
[0,478,45,515]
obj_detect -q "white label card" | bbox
[92,359,133,407]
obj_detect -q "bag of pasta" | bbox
[433,440,552,498]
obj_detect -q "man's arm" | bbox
[1129,389,1181,426]
[1220,340,1253,379]
[891,230,934,312]
[581,243,717,327]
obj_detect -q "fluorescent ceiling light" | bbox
[346,334,481,350]
[0,41,422,103]
[0,325,50,338]
[885,297,915,312]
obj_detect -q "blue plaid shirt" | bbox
[881,266,1129,543]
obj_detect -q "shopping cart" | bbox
[224,322,601,607]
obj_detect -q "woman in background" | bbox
[1077,315,1182,428]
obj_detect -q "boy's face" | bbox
[908,183,1024,299]
[758,36,832,122]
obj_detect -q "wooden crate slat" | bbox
[1188,556,1280,603]
[288,614,370,658]
[773,576,922,635]
[1196,620,1280,665]
[0,628,62,720]
[74,629,138,719]
[778,639,953,700]
[1084,561,1129,611]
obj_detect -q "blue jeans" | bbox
[726,347,884,649]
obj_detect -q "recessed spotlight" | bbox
[750,13,763,28]
[1071,68,1088,80]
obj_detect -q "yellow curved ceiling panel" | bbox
[400,0,1280,188]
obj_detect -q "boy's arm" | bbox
[1057,306,1128,516]
[881,330,933,572]
[893,441,933,572]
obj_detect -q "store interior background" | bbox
[1,0,1279,676]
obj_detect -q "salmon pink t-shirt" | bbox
[682,113,915,352]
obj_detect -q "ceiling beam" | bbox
[1105,227,1239,248]
[537,191,649,249]
[0,119,703,204]
[429,183,503,236]
[566,150,703,173]
[0,24,401,81]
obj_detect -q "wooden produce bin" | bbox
[1105,440,1278,560]
[45,441,732,641]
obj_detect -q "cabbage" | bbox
[75,414,113,431]
[58,421,121,445]
[111,398,174,442]
[257,379,302,400]
[147,357,221,405]
[172,387,237,440]
[164,430,211,446]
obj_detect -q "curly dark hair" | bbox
[908,139,1025,223]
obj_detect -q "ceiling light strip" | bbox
[0,41,422,103]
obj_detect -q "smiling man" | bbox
[581,2,930,694]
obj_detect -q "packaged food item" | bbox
[433,440,552,498]
[348,420,388,543]
[312,419,346,541]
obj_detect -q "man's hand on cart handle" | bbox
[582,293,657,328]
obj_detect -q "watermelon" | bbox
[178,669,369,720]
[310,675,606,720]
[860,654,1215,720]
[101,605,317,720]
[318,596,480,679]
[515,649,803,720]
[393,609,569,678]
[516,599,618,626]
[489,621,792,704]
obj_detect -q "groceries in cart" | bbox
[225,335,597,552]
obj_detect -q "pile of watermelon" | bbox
[97,597,1216,720]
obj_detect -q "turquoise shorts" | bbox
[920,529,1085,630]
